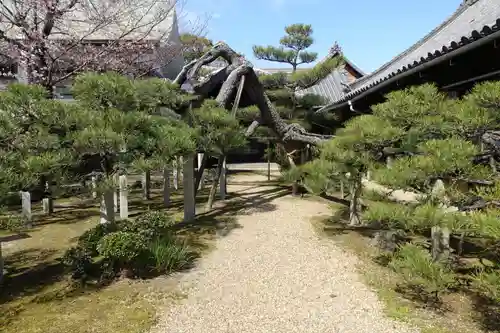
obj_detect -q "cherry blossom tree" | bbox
[0,0,206,94]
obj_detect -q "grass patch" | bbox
[0,186,226,333]
[310,214,488,333]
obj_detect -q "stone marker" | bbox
[119,175,128,220]
[20,191,32,226]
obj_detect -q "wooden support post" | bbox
[197,153,206,190]
[183,155,196,222]
[267,140,271,181]
[220,157,227,200]
[113,174,119,213]
[142,171,151,200]
[163,167,170,207]
[173,158,179,190]
[0,242,3,283]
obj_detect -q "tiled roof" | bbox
[328,0,500,105]
[295,52,364,102]
[296,68,351,102]
[255,53,364,103]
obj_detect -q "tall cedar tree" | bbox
[293,83,500,302]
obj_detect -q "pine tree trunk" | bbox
[348,177,363,226]
[205,157,225,211]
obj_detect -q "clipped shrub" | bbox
[120,211,175,241]
[78,223,118,255]
[471,270,500,302]
[97,231,148,267]
[72,72,136,111]
[149,235,196,273]
[389,243,456,301]
[0,214,24,232]
[61,246,93,281]
[361,201,413,229]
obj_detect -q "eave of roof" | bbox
[318,0,500,112]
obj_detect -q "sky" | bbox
[179,0,464,73]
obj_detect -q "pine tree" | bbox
[296,82,500,302]
[180,34,214,63]
[253,24,318,73]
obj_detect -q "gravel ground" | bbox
[151,173,419,333]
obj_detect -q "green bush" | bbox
[61,246,93,280]
[149,235,196,273]
[78,223,118,255]
[72,72,136,112]
[389,243,456,301]
[361,201,413,229]
[97,231,148,266]
[471,270,500,302]
[0,214,24,232]
[120,211,175,240]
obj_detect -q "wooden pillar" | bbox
[220,158,227,200]
[142,171,151,200]
[183,155,196,222]
[267,140,271,181]
[197,153,206,190]
[163,167,170,207]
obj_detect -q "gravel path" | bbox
[152,174,418,333]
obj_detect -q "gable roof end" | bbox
[321,0,500,108]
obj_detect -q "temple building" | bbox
[317,0,500,117]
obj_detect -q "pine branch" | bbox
[252,45,296,64]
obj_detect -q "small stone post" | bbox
[386,156,393,169]
[430,179,450,261]
[42,181,54,215]
[183,155,196,222]
[119,175,128,220]
[100,190,115,224]
[20,191,32,226]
